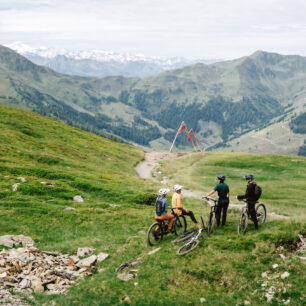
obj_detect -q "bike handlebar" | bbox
[201,195,217,203]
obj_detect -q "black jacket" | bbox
[237,182,257,203]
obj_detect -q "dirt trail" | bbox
[136,152,290,220]
[135,152,190,180]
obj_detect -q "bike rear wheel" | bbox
[237,212,248,235]
[174,215,187,236]
[207,213,215,236]
[256,203,266,224]
[147,222,163,246]
[172,229,198,244]
[176,239,200,255]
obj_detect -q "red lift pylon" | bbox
[189,128,202,152]
[169,121,201,152]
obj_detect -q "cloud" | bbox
[1,0,306,58]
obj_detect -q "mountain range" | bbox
[5,42,219,78]
[0,44,305,155]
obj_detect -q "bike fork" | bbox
[200,216,207,234]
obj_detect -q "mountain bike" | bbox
[147,208,187,246]
[237,200,266,235]
[201,195,218,236]
[176,216,206,255]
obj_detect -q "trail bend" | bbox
[136,152,290,220]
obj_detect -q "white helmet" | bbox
[158,188,170,196]
[173,184,183,191]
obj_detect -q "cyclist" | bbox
[155,188,174,233]
[206,174,230,226]
[235,174,258,230]
[172,184,200,228]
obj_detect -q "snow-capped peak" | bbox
[6,42,36,54]
[5,41,194,67]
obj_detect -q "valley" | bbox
[1,45,305,155]
[0,107,305,305]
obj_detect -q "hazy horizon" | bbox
[1,0,306,60]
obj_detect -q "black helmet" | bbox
[244,174,254,180]
[217,174,226,181]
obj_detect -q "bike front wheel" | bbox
[207,213,215,236]
[174,215,187,236]
[172,229,198,244]
[237,212,248,235]
[147,223,163,246]
[256,203,266,224]
[176,239,200,255]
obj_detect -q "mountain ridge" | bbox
[0,45,305,154]
[5,42,221,78]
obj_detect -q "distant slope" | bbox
[0,45,305,154]
[6,42,219,78]
[0,45,158,146]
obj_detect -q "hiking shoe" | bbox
[153,231,159,240]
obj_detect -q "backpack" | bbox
[155,196,164,216]
[254,183,262,200]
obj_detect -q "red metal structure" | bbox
[169,121,201,152]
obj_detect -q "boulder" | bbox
[73,195,84,202]
[76,255,97,268]
[117,273,135,281]
[261,272,268,278]
[116,260,141,272]
[19,278,31,289]
[121,295,131,303]
[281,272,290,279]
[0,235,35,248]
[77,247,95,257]
[69,255,79,264]
[109,204,120,207]
[31,278,44,293]
[97,252,109,264]
[12,183,20,191]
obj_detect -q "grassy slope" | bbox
[0,107,305,305]
[158,152,306,218]
[1,45,306,153]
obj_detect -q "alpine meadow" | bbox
[0,46,306,154]
[1,4,306,304]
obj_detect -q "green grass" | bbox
[158,152,306,218]
[0,107,305,305]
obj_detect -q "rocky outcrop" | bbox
[0,235,34,248]
[0,246,107,295]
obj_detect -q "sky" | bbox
[1,0,306,59]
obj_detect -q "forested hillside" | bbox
[1,45,305,154]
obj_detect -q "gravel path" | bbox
[136,152,290,220]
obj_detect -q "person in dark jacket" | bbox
[206,174,230,226]
[235,174,258,230]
